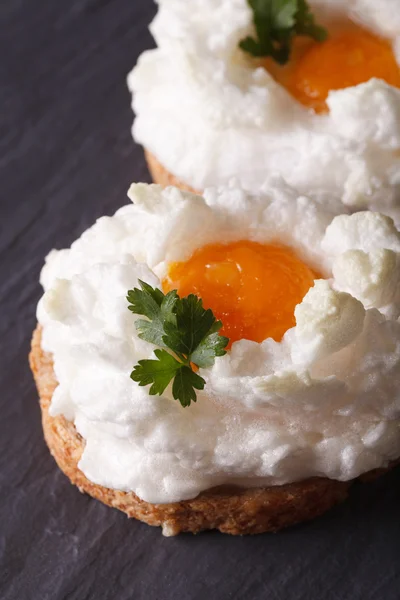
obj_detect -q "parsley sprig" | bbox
[127,281,229,407]
[240,0,328,65]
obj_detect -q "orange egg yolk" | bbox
[287,28,400,113]
[163,241,318,346]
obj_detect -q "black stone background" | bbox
[1,1,399,598]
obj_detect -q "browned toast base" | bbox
[29,326,395,535]
[145,150,199,193]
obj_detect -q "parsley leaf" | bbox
[162,294,216,355]
[191,328,229,369]
[127,280,164,315]
[128,280,178,347]
[130,349,181,396]
[240,0,327,64]
[172,366,205,407]
[127,282,229,407]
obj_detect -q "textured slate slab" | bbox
[0,1,399,599]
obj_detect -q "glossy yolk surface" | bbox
[163,241,318,346]
[286,28,400,113]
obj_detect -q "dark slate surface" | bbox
[1,1,399,598]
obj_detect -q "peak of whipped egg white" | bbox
[37,181,400,504]
[128,0,400,224]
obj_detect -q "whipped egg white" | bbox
[37,181,400,503]
[128,0,400,222]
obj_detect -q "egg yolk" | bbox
[163,241,318,346]
[287,28,400,113]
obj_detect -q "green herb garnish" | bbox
[127,281,229,407]
[240,0,328,65]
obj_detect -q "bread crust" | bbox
[145,150,199,194]
[30,325,395,535]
